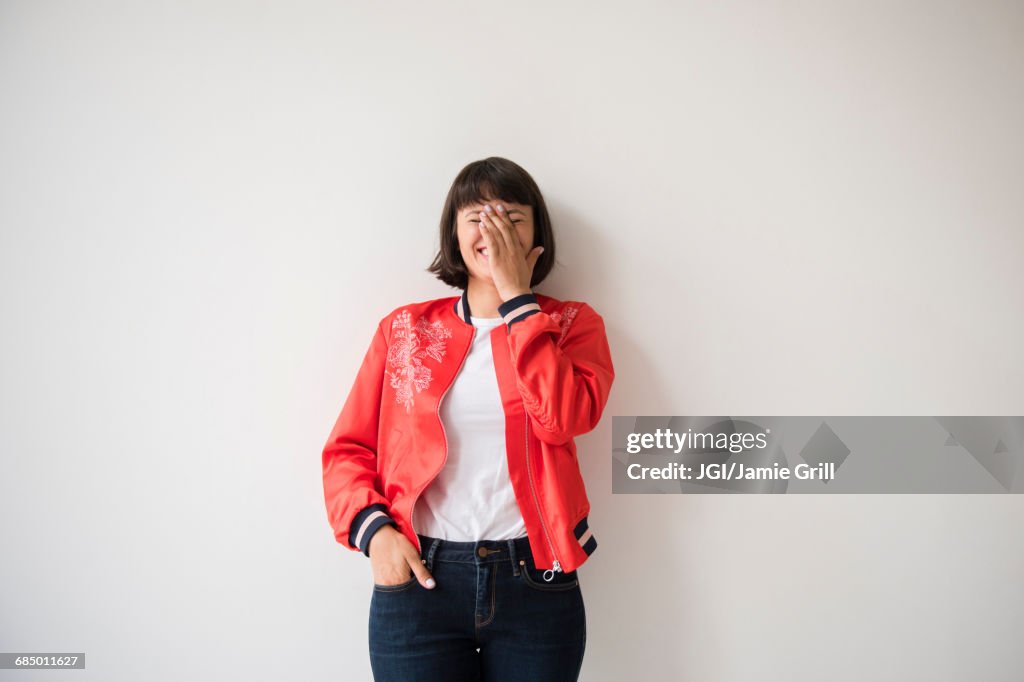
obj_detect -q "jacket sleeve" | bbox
[321,319,398,557]
[497,292,615,446]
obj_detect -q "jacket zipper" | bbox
[407,323,564,581]
[524,417,563,581]
[410,326,475,554]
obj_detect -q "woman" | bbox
[322,157,615,681]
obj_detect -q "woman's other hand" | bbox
[368,525,437,589]
[477,203,544,302]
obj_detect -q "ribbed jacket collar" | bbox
[453,288,473,324]
[452,287,543,329]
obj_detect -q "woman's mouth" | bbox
[477,247,489,260]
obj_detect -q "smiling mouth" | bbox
[477,247,489,259]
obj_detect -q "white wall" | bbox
[2,1,1022,680]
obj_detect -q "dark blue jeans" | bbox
[368,532,587,681]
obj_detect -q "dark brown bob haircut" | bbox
[427,157,555,290]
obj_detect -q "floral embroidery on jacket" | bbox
[386,310,453,412]
[549,305,580,347]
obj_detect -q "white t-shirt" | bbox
[411,314,529,541]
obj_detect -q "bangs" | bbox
[450,161,536,212]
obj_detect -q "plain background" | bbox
[2,1,1023,680]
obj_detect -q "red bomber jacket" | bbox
[321,288,615,577]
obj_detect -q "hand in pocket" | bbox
[369,526,436,588]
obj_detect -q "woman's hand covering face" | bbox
[476,202,543,300]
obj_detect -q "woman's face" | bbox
[456,197,535,285]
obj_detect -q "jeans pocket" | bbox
[373,574,418,592]
[517,558,579,592]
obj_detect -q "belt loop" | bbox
[508,538,520,576]
[425,537,441,572]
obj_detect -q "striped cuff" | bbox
[497,292,542,328]
[574,515,598,557]
[349,503,398,557]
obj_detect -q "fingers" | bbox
[478,210,501,255]
[494,204,523,254]
[479,206,515,255]
[409,553,437,589]
[526,245,544,272]
[371,530,436,589]
[477,210,499,258]
[492,203,528,256]
[488,204,517,251]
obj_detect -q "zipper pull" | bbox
[543,560,563,582]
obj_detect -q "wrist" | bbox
[497,291,541,329]
[367,523,398,558]
[500,288,533,301]
[350,502,398,557]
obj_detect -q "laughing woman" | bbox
[322,156,615,682]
